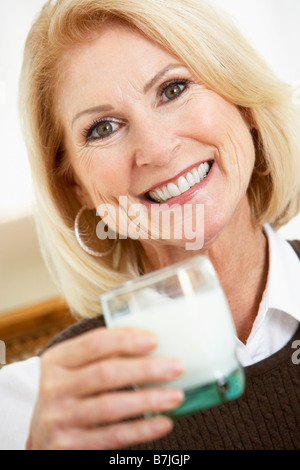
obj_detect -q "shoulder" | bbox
[288,240,300,258]
[40,236,300,354]
[39,315,105,355]
[0,357,40,450]
[0,356,40,391]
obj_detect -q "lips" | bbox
[145,160,213,203]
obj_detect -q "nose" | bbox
[131,114,180,168]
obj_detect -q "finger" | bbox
[52,416,173,450]
[61,356,184,397]
[57,388,184,427]
[42,327,158,368]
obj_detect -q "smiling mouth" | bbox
[145,160,213,203]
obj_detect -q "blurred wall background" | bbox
[0,0,299,314]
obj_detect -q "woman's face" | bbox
[59,23,255,249]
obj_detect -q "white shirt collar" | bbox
[236,224,300,366]
[257,223,300,323]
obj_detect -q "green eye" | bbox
[84,119,121,142]
[87,120,120,140]
[95,121,113,137]
[162,82,186,102]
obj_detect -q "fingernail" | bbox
[163,360,184,379]
[150,416,173,434]
[160,389,185,409]
[136,332,157,351]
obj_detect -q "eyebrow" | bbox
[143,63,186,93]
[72,104,114,128]
[71,63,186,128]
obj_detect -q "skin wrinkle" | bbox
[225,133,244,199]
[67,47,253,228]
[72,105,114,129]
[229,124,254,197]
[58,24,267,342]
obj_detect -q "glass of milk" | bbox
[100,255,245,418]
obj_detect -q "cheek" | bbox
[71,146,131,202]
[191,99,255,185]
[186,94,251,150]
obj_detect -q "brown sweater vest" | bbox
[41,240,300,450]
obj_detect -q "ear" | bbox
[69,175,95,210]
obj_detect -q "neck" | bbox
[140,198,269,343]
[207,209,268,343]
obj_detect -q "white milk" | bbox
[109,286,238,390]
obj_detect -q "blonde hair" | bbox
[19,0,300,318]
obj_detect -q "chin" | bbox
[199,208,232,249]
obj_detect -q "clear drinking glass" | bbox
[100,255,245,418]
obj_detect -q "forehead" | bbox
[58,24,179,114]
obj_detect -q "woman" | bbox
[0,0,299,450]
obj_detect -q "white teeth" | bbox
[192,167,200,183]
[202,161,210,173]
[186,171,196,187]
[177,176,190,193]
[167,182,181,197]
[147,160,212,202]
[198,163,205,179]
[156,188,167,201]
[148,190,160,202]
[162,186,172,200]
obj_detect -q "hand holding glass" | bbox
[100,256,245,418]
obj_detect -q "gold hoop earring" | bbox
[74,206,117,257]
